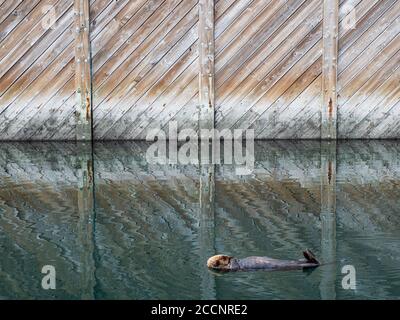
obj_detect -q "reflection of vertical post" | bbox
[320,141,337,300]
[77,142,95,299]
[199,162,216,300]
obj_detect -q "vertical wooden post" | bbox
[199,0,215,132]
[321,0,339,140]
[77,142,96,299]
[75,1,94,296]
[199,163,216,299]
[74,0,93,141]
[320,141,337,300]
[199,0,216,292]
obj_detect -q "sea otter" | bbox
[207,249,320,272]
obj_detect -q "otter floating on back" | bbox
[207,249,320,272]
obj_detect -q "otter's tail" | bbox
[303,249,320,265]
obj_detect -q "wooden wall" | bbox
[0,0,76,140]
[337,0,400,138]
[215,0,324,139]
[90,0,200,140]
[0,0,399,140]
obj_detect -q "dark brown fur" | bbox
[207,250,320,272]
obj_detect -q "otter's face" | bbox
[207,255,233,270]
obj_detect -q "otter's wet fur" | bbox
[207,250,320,272]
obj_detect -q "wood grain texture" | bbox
[90,0,200,140]
[198,0,214,133]
[321,0,339,139]
[338,0,400,138]
[215,0,324,139]
[74,0,93,141]
[0,0,76,140]
[0,0,399,140]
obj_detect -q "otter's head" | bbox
[207,255,233,271]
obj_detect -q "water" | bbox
[0,141,399,300]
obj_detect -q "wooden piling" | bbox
[321,0,339,140]
[199,0,215,132]
[1,0,399,140]
[74,0,93,141]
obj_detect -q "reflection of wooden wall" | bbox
[1,141,400,299]
[336,141,400,299]
[0,143,82,299]
[337,141,400,233]
[0,142,96,299]
[92,141,323,298]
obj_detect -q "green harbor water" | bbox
[0,141,399,299]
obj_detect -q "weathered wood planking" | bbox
[91,0,200,140]
[338,0,400,138]
[0,0,76,140]
[321,0,339,139]
[74,0,93,141]
[199,0,215,133]
[215,0,324,139]
[0,0,399,140]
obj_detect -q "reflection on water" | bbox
[0,141,399,300]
